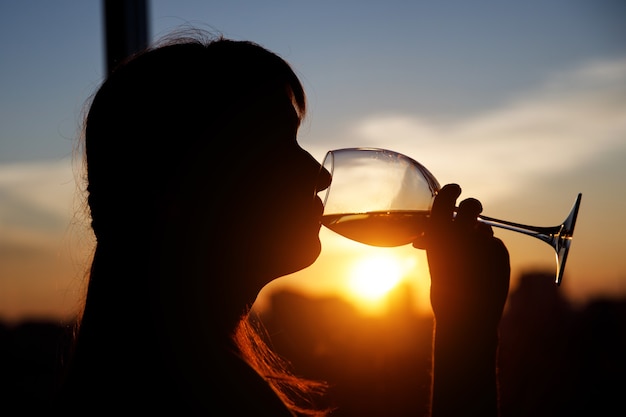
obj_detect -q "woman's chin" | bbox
[275,239,321,277]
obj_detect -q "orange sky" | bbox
[2,2,625,324]
[1,144,625,324]
[0,202,615,325]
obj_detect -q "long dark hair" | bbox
[64,32,330,416]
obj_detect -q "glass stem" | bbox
[477,214,561,247]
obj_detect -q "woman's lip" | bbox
[314,195,325,218]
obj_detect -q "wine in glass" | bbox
[318,147,581,286]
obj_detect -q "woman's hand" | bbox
[414,183,511,417]
[414,183,510,329]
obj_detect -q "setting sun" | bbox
[343,254,419,315]
[348,255,403,300]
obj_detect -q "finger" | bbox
[412,237,426,249]
[431,184,461,226]
[455,197,483,229]
[476,221,494,237]
[414,183,460,250]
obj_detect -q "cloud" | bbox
[341,57,626,202]
[0,159,83,242]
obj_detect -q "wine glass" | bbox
[317,147,582,286]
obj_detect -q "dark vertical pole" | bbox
[103,0,150,75]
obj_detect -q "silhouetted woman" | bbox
[59,32,509,417]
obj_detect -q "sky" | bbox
[1,0,625,322]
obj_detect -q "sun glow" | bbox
[345,254,415,315]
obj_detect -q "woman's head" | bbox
[86,36,303,230]
[83,33,330,282]
[69,34,333,416]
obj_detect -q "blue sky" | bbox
[1,1,624,161]
[1,0,625,320]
